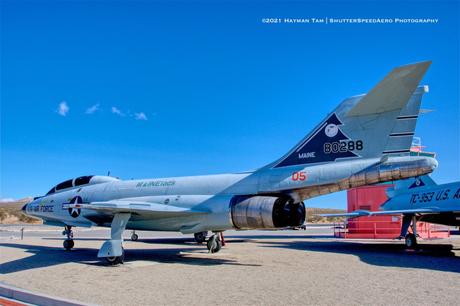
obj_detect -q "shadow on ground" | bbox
[259,239,460,273]
[224,234,329,240]
[44,237,251,244]
[0,240,257,274]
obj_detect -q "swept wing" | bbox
[67,200,208,218]
[320,208,440,218]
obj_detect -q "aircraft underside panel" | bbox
[419,213,460,227]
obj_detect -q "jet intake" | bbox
[231,196,306,230]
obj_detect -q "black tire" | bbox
[405,233,418,249]
[194,231,207,244]
[213,239,222,253]
[106,256,120,265]
[207,236,222,253]
[105,248,125,265]
[63,239,74,251]
[131,233,138,241]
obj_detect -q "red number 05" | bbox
[292,171,307,181]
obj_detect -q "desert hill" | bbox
[0,198,41,224]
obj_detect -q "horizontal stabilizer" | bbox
[347,61,431,116]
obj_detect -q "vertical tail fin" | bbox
[386,175,437,198]
[383,85,428,154]
[270,61,431,169]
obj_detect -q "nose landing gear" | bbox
[62,225,74,251]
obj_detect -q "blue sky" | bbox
[1,0,459,208]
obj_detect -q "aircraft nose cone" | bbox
[22,203,28,212]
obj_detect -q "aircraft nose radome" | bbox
[22,203,28,211]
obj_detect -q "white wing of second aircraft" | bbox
[320,208,440,218]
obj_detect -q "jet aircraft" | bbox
[23,61,437,264]
[321,175,460,248]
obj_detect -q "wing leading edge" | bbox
[320,208,440,218]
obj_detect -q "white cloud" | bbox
[57,101,69,116]
[134,112,148,121]
[111,106,125,116]
[85,103,100,114]
[110,107,148,121]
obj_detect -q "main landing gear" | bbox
[98,213,131,265]
[106,247,125,265]
[206,232,223,253]
[405,233,418,249]
[405,215,419,249]
[194,231,208,244]
[62,225,74,251]
[398,215,419,250]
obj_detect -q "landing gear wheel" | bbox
[63,239,74,251]
[131,233,138,241]
[207,234,222,253]
[63,226,74,250]
[106,248,125,265]
[405,233,418,249]
[194,231,208,244]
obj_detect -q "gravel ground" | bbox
[1,227,460,305]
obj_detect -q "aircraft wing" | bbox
[69,200,208,218]
[320,208,439,218]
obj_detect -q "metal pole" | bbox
[21,227,24,240]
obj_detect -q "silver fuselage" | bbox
[26,155,437,233]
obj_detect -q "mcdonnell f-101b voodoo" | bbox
[23,61,437,264]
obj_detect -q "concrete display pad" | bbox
[1,226,460,305]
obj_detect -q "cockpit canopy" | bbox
[46,175,119,195]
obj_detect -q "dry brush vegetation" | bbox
[0,198,41,224]
[306,207,346,223]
